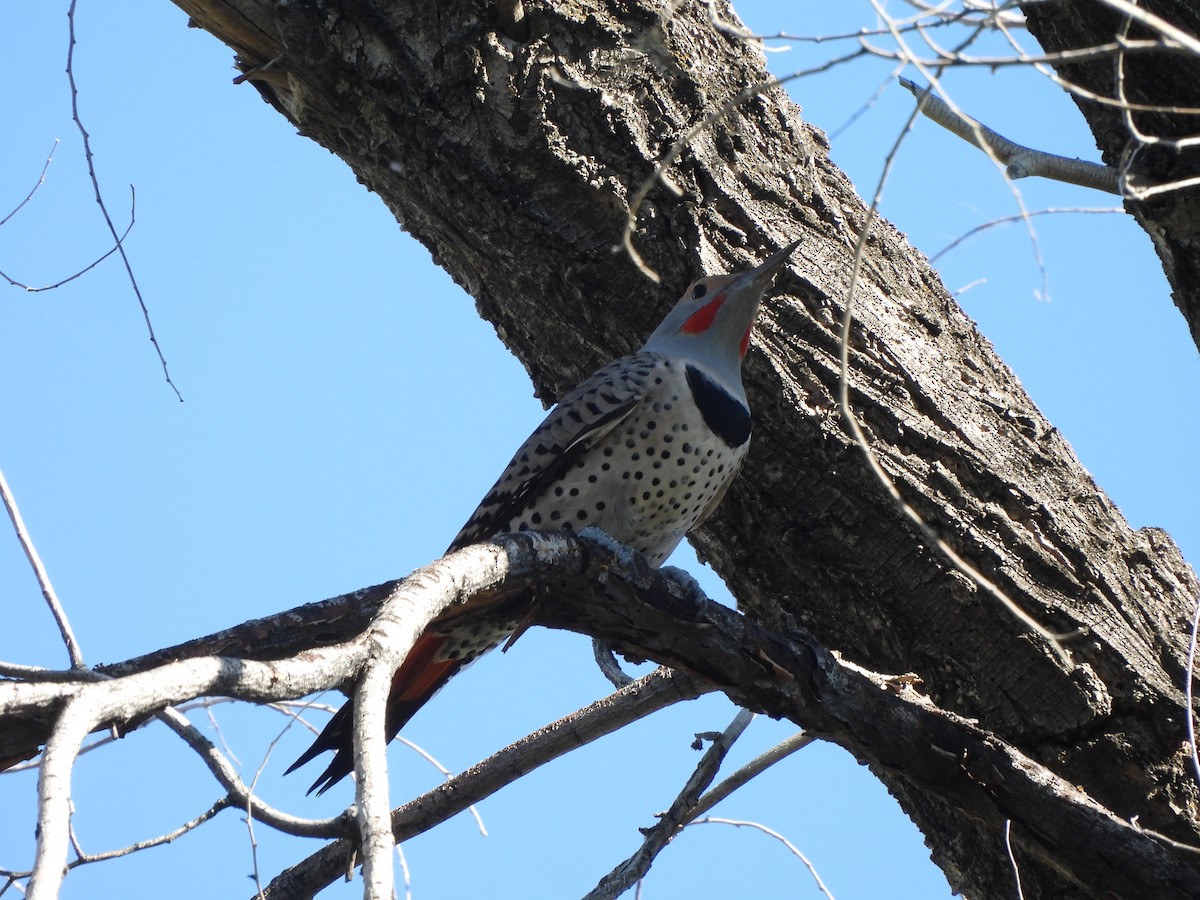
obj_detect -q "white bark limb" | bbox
[28,693,90,900]
[354,665,399,900]
[899,76,1126,194]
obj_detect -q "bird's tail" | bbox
[286,633,464,796]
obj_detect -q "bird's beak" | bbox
[743,240,799,288]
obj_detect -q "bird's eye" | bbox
[691,283,708,299]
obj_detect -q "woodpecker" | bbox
[289,242,796,795]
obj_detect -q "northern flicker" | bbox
[288,242,796,795]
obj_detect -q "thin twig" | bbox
[1109,11,1200,200]
[929,207,1124,262]
[395,736,489,836]
[829,65,905,141]
[157,707,348,838]
[1186,592,1200,790]
[582,708,755,900]
[3,798,232,887]
[0,188,135,293]
[896,29,1055,299]
[861,35,1181,70]
[990,14,1200,124]
[65,0,181,401]
[0,466,85,668]
[1095,0,1200,57]
[0,141,59,228]
[0,661,100,682]
[396,844,413,900]
[750,9,1002,46]
[686,731,814,821]
[247,798,266,900]
[689,817,836,899]
[1004,819,1026,900]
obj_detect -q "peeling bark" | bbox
[134,1,1200,896]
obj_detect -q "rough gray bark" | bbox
[1021,0,1200,350]
[153,1,1197,897]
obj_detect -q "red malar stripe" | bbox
[682,294,725,333]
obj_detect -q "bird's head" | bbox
[642,241,797,384]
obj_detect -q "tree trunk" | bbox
[170,1,1200,896]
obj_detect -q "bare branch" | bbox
[899,77,1124,193]
[0,466,84,668]
[582,708,755,900]
[259,665,709,899]
[156,707,351,839]
[1005,819,1026,900]
[0,187,135,293]
[686,731,814,822]
[688,817,836,899]
[860,33,1184,69]
[1187,592,1200,790]
[2,798,231,889]
[929,207,1124,262]
[6,523,1193,897]
[353,662,400,899]
[28,694,92,899]
[65,0,180,401]
[0,141,58,228]
[1094,0,1200,57]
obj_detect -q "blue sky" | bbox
[2,2,1197,898]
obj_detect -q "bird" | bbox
[288,242,797,795]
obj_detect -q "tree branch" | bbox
[1019,0,1200,351]
[0,465,84,669]
[353,660,399,900]
[65,0,179,400]
[73,0,1200,894]
[899,77,1126,193]
[583,708,755,900]
[260,663,710,899]
[686,730,814,822]
[156,707,351,839]
[688,817,836,898]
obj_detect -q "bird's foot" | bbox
[579,526,655,587]
[659,565,710,622]
[592,638,635,688]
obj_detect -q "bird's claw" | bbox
[580,526,655,587]
[660,565,710,622]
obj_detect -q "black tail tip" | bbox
[298,754,352,796]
